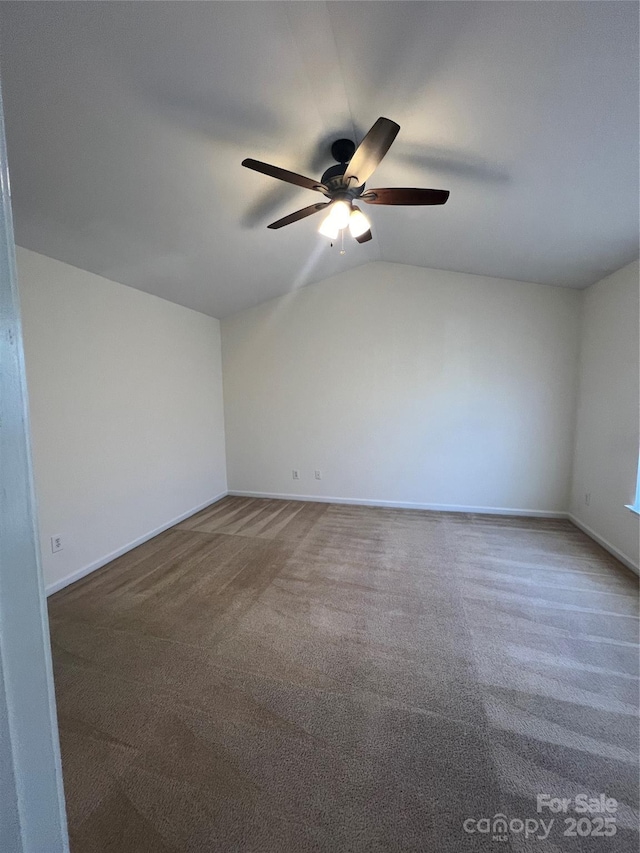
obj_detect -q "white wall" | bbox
[570,260,639,570]
[17,247,227,592]
[222,262,581,514]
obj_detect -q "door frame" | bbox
[0,77,69,852]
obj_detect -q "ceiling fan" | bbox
[242,117,449,244]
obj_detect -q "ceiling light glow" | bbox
[318,214,340,239]
[349,207,370,239]
[319,200,352,238]
[329,200,352,230]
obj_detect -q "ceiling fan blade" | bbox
[267,202,329,229]
[362,188,450,205]
[355,229,373,244]
[242,158,328,194]
[343,117,400,186]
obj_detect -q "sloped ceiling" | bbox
[0,1,638,318]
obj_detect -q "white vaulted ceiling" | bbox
[0,2,638,317]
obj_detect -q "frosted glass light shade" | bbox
[318,214,340,239]
[349,207,370,238]
[330,200,351,229]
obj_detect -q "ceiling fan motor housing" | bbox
[322,139,365,199]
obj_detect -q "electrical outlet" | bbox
[314,470,322,480]
[292,469,300,480]
[51,535,63,553]
[585,492,591,506]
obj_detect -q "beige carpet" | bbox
[48,497,639,852]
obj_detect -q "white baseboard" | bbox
[45,491,229,596]
[568,513,639,575]
[45,493,638,594]
[228,490,568,518]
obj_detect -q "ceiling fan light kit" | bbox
[325,199,351,230]
[242,117,450,245]
[318,213,340,240]
[348,206,371,239]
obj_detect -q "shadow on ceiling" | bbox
[396,144,511,185]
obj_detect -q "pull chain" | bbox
[340,229,346,255]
